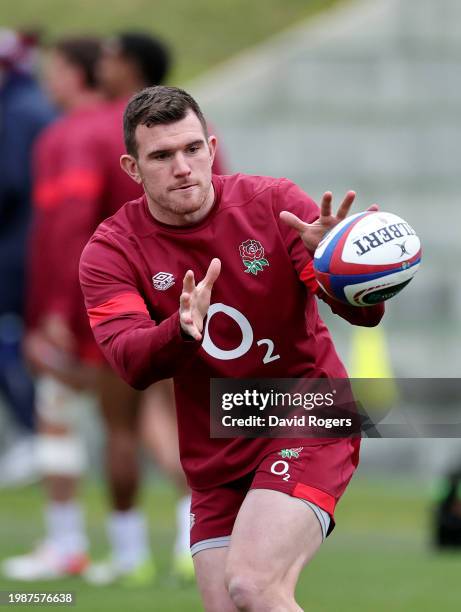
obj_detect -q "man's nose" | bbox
[172,152,191,176]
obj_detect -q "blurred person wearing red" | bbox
[2,37,103,582]
[0,29,56,486]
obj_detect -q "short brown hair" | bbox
[123,86,208,157]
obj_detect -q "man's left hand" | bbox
[280,191,378,254]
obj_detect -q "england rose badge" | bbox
[239,239,269,276]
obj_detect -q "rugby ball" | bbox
[313,211,421,306]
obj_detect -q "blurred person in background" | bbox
[98,32,170,102]
[2,31,225,585]
[2,36,104,582]
[97,31,227,176]
[0,29,56,487]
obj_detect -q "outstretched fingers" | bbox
[179,292,193,325]
[318,191,333,219]
[201,258,222,289]
[182,269,196,294]
[180,261,221,342]
[180,272,195,329]
[335,190,356,220]
[279,210,309,233]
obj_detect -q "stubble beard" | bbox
[168,183,208,215]
[145,180,212,224]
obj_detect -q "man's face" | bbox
[97,42,132,98]
[43,50,80,109]
[121,110,216,224]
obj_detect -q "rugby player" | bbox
[80,86,384,610]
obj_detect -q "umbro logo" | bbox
[152,272,175,291]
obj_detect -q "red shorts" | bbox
[190,437,360,555]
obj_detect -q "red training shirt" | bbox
[80,174,384,488]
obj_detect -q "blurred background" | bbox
[1,0,461,610]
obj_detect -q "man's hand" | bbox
[41,313,76,353]
[23,329,96,390]
[180,258,221,341]
[24,313,75,373]
[23,314,96,389]
[280,191,379,254]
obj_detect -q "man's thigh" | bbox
[193,548,236,612]
[191,488,323,612]
[191,439,358,606]
[226,489,322,594]
[190,473,252,557]
[191,482,246,611]
[225,439,360,596]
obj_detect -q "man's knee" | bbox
[226,572,260,609]
[225,566,273,610]
[225,565,302,611]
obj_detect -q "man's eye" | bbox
[154,152,170,160]
[188,145,200,154]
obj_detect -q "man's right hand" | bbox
[41,313,76,353]
[179,258,221,341]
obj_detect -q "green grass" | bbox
[2,0,346,83]
[1,475,460,611]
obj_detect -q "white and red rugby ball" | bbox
[313,211,422,306]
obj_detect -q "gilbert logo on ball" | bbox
[313,211,421,306]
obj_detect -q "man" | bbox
[4,36,161,583]
[80,86,383,610]
[98,31,170,101]
[3,36,104,581]
[0,29,55,486]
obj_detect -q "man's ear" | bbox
[120,154,142,184]
[207,135,217,167]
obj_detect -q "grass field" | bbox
[1,475,460,611]
[0,0,345,83]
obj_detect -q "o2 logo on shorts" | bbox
[269,449,303,482]
[270,460,291,482]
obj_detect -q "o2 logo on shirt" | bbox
[202,303,280,364]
